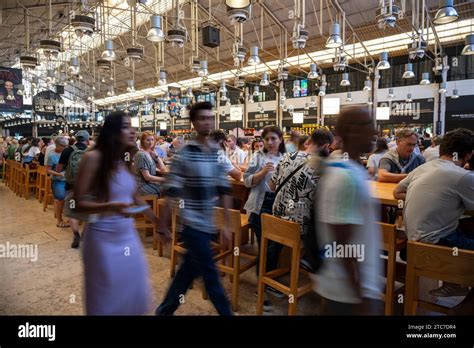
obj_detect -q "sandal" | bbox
[57,221,70,228]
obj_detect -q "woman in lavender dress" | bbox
[74,112,161,315]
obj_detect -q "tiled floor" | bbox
[0,183,323,315]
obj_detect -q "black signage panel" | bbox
[377,98,435,124]
[445,95,474,132]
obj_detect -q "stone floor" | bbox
[0,183,323,316]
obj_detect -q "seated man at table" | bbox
[394,128,474,297]
[378,129,425,183]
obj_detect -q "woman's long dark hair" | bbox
[374,137,388,154]
[91,111,128,201]
[261,125,286,154]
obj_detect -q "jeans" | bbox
[155,226,232,316]
[51,180,66,200]
[249,192,283,276]
[438,225,474,251]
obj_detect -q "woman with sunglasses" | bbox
[243,126,286,311]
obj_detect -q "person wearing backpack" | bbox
[269,129,333,274]
[57,130,90,249]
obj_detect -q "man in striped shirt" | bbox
[155,102,233,316]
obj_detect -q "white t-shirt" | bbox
[312,159,382,304]
[399,159,474,244]
[217,149,235,174]
[229,147,247,167]
[27,146,40,158]
[366,152,386,180]
[44,144,56,166]
[423,145,440,162]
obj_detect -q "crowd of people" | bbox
[1,102,473,315]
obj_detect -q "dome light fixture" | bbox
[260,72,270,86]
[101,39,117,61]
[219,80,227,93]
[346,92,353,102]
[387,88,395,98]
[326,23,343,49]
[461,34,474,55]
[248,46,261,66]
[318,85,326,97]
[402,63,415,79]
[451,88,459,99]
[420,72,431,85]
[253,85,260,96]
[363,79,372,92]
[406,93,413,102]
[198,60,208,77]
[433,0,459,25]
[340,72,350,87]
[376,51,390,70]
[439,82,447,94]
[307,63,318,79]
[147,15,165,42]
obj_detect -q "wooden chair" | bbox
[257,213,313,315]
[22,164,38,199]
[213,207,257,312]
[35,166,47,202]
[378,222,407,315]
[4,159,12,186]
[134,195,163,257]
[404,241,474,315]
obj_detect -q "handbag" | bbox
[63,192,98,222]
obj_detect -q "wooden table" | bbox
[369,181,398,207]
[230,178,400,208]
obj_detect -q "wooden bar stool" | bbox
[23,164,38,200]
[404,241,474,315]
[169,206,184,278]
[36,166,47,203]
[14,161,24,197]
[213,207,257,312]
[134,195,163,257]
[257,213,313,315]
[0,159,5,183]
[4,159,12,186]
[43,174,54,213]
[378,222,407,315]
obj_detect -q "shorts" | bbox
[51,180,66,200]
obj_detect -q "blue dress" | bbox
[82,163,151,315]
